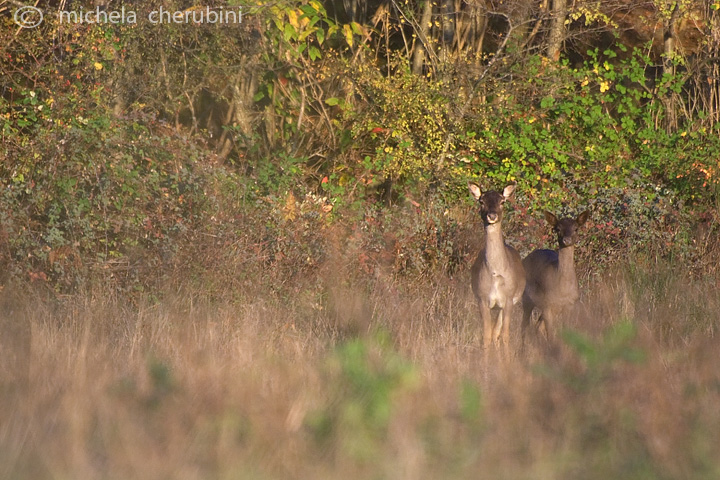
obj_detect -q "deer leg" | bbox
[500,301,512,346]
[521,302,534,345]
[538,310,554,341]
[479,302,493,349]
[535,312,545,339]
[491,307,503,346]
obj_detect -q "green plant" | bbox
[307,331,418,461]
[537,320,646,393]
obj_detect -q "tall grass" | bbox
[1,257,719,480]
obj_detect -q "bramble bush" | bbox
[464,48,720,210]
[0,107,210,290]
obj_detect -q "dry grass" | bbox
[1,258,719,480]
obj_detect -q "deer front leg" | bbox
[491,307,503,347]
[521,301,533,346]
[479,302,493,349]
[498,300,513,346]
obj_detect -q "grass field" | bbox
[1,257,719,480]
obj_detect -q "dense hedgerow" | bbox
[2,3,719,293]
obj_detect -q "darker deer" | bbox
[521,210,590,342]
[468,182,526,348]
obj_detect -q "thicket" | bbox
[1,0,720,293]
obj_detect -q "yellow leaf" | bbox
[94,62,103,70]
[287,9,299,29]
[343,23,353,48]
[299,9,310,28]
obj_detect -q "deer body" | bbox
[468,183,526,348]
[522,211,589,341]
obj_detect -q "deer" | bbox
[468,182,526,348]
[521,210,590,343]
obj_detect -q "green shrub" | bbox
[307,331,418,462]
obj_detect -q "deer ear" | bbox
[502,183,516,200]
[468,182,482,201]
[544,211,558,226]
[576,210,590,227]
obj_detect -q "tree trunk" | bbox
[662,3,680,132]
[440,0,455,53]
[710,6,720,127]
[546,0,566,61]
[412,0,434,74]
[217,63,257,161]
[505,0,533,54]
[472,4,487,61]
[343,0,368,23]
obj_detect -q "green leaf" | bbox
[298,5,317,17]
[284,23,296,42]
[562,329,597,365]
[540,96,555,109]
[350,21,363,35]
[325,97,340,106]
[309,46,321,61]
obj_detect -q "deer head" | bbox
[468,182,516,226]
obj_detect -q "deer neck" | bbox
[557,245,576,281]
[484,223,509,271]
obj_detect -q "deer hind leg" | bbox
[537,310,554,341]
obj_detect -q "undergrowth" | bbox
[0,257,718,480]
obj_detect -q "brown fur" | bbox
[468,182,526,348]
[522,210,590,342]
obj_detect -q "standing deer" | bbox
[522,210,590,342]
[468,182,526,348]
